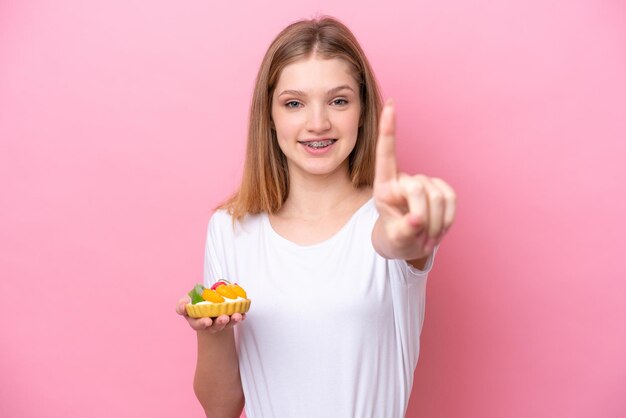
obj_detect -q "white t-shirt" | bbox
[203,198,437,418]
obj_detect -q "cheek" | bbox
[273,117,296,149]
[274,114,304,138]
[342,108,362,135]
[273,121,291,141]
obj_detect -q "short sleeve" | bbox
[402,244,439,277]
[203,212,227,288]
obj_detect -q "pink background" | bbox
[1,0,625,417]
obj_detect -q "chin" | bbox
[301,161,349,177]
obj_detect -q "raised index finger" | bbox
[374,100,398,185]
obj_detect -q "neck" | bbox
[280,163,361,219]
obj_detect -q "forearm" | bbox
[194,328,244,418]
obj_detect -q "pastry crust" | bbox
[186,298,251,318]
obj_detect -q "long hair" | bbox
[219,16,382,221]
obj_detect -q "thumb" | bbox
[176,296,191,315]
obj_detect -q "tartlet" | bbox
[185,280,251,318]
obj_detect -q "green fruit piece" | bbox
[188,283,206,304]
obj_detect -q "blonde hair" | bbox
[219,16,382,221]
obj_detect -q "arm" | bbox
[372,101,456,268]
[194,325,244,418]
[177,295,245,418]
[195,214,245,417]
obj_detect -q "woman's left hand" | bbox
[372,100,457,263]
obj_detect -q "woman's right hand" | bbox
[176,295,246,333]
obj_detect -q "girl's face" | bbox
[271,56,361,181]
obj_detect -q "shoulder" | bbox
[208,209,233,228]
[206,209,232,238]
[207,209,265,240]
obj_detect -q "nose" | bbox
[306,104,331,133]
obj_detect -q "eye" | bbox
[331,98,348,106]
[285,100,302,109]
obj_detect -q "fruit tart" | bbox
[185,280,251,318]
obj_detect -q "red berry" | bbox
[210,280,228,290]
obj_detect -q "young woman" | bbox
[176,16,456,418]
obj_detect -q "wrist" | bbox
[372,217,431,260]
[196,325,234,341]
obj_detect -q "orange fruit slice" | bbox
[230,284,247,298]
[202,288,225,303]
[215,284,238,299]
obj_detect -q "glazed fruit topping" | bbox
[215,284,238,299]
[188,281,248,304]
[202,288,225,303]
[230,284,247,298]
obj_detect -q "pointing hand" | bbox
[373,100,457,261]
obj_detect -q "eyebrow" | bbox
[277,85,355,98]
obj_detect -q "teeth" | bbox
[305,140,335,148]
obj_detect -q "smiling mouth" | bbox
[297,139,337,149]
